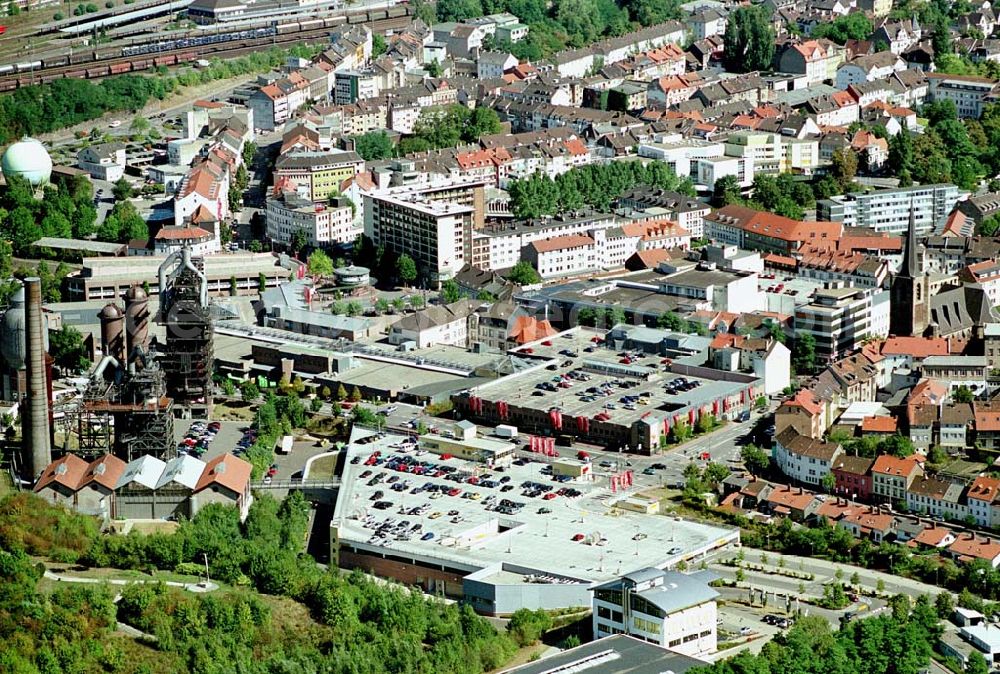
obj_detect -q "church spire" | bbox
[901,198,918,278]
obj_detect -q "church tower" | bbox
[890,201,929,337]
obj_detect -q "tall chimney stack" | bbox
[23,277,50,478]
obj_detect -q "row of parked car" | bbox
[233,426,256,458]
[177,421,221,458]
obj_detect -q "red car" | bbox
[543,492,557,500]
[572,533,585,541]
[447,488,461,496]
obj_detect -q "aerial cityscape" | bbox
[5,0,1000,671]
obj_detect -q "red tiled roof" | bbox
[766,485,816,511]
[710,204,842,244]
[34,454,90,493]
[195,453,252,495]
[842,507,894,532]
[975,402,1000,432]
[871,455,920,478]
[510,316,558,344]
[913,526,952,547]
[861,415,898,433]
[530,234,594,253]
[156,226,213,241]
[949,534,1000,561]
[782,389,823,416]
[81,454,127,491]
[881,336,950,358]
[968,476,1000,503]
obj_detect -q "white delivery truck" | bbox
[277,435,293,455]
[495,424,518,439]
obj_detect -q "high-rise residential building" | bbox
[817,183,960,236]
[364,192,475,285]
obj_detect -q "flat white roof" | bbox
[334,430,739,584]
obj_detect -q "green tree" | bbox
[396,254,417,285]
[112,177,133,201]
[696,412,716,434]
[310,397,323,413]
[741,443,770,475]
[349,386,363,402]
[354,131,395,161]
[372,33,388,58]
[953,385,975,403]
[723,6,776,73]
[810,12,873,44]
[889,130,915,184]
[507,608,553,647]
[830,148,858,189]
[979,213,1000,236]
[289,229,308,254]
[712,174,742,207]
[968,652,991,674]
[307,249,334,277]
[793,333,817,375]
[508,260,541,285]
[935,592,955,619]
[336,383,348,401]
[670,420,693,444]
[440,279,462,303]
[240,379,260,402]
[435,0,483,21]
[49,325,90,372]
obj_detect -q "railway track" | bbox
[0,7,411,90]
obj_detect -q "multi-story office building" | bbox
[591,568,718,657]
[273,151,365,202]
[794,286,887,363]
[817,184,961,236]
[927,73,999,118]
[266,191,357,248]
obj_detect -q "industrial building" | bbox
[591,568,720,657]
[65,252,294,301]
[8,243,223,490]
[331,428,739,615]
[34,451,253,522]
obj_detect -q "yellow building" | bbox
[420,436,515,467]
[273,150,365,202]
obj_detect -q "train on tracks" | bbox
[0,6,411,90]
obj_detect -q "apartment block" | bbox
[817,184,960,236]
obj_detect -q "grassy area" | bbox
[0,469,13,498]
[489,643,549,673]
[307,454,339,480]
[213,401,255,421]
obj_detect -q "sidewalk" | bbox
[44,570,218,593]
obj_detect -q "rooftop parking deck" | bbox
[332,429,739,584]
[470,328,753,430]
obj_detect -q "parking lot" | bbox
[171,420,330,483]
